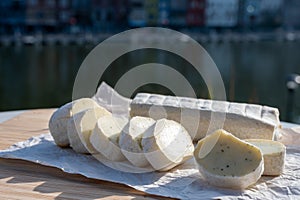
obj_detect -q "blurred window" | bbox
[96,11,101,21]
[247,5,255,13]
[59,0,68,8]
[131,2,143,7]
[60,11,69,21]
[29,0,38,6]
[46,0,56,8]
[12,1,22,10]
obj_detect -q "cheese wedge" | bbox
[49,98,100,147]
[194,129,264,189]
[141,118,194,171]
[67,107,111,154]
[245,139,286,176]
[119,116,155,167]
[90,115,128,161]
[130,93,280,141]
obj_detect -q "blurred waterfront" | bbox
[1,40,300,123]
[1,0,300,123]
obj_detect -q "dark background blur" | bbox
[0,0,300,123]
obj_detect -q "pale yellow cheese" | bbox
[194,129,264,189]
[245,139,286,176]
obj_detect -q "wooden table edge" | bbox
[0,108,174,200]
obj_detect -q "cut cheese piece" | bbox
[119,116,155,167]
[67,107,111,153]
[130,93,280,141]
[49,98,100,147]
[90,115,128,161]
[245,139,286,176]
[141,118,194,171]
[194,129,264,189]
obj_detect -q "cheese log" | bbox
[141,118,194,171]
[130,93,280,141]
[194,129,264,189]
[245,139,286,176]
[49,98,100,147]
[67,107,111,154]
[90,115,128,161]
[119,116,155,167]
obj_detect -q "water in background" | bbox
[0,41,300,122]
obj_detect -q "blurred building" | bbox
[71,0,91,31]
[0,0,26,34]
[57,0,73,26]
[241,0,283,29]
[113,0,129,27]
[145,0,159,26]
[169,0,186,27]
[186,0,205,26]
[283,0,300,29]
[0,0,299,34]
[91,0,128,32]
[260,0,283,28]
[25,0,58,32]
[241,0,260,28]
[158,0,170,26]
[128,0,146,27]
[205,0,239,27]
[129,0,164,27]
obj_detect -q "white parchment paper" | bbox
[0,82,300,199]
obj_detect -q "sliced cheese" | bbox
[141,118,194,171]
[49,98,100,147]
[67,107,111,154]
[245,139,286,176]
[194,129,264,189]
[119,116,155,167]
[90,115,128,161]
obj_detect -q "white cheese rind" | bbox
[197,160,264,189]
[194,129,264,189]
[67,107,111,154]
[245,139,286,176]
[90,115,128,161]
[141,119,194,171]
[130,93,280,141]
[119,116,155,167]
[49,98,100,147]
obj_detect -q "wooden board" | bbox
[0,109,173,200]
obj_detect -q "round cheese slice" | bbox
[194,129,264,189]
[67,107,111,154]
[245,139,286,176]
[141,118,194,171]
[119,116,155,167]
[90,115,128,161]
[49,98,100,147]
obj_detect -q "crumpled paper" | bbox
[0,82,300,199]
[92,82,131,117]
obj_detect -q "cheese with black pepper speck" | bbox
[245,139,286,176]
[194,129,264,189]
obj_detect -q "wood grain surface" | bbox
[0,109,173,200]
